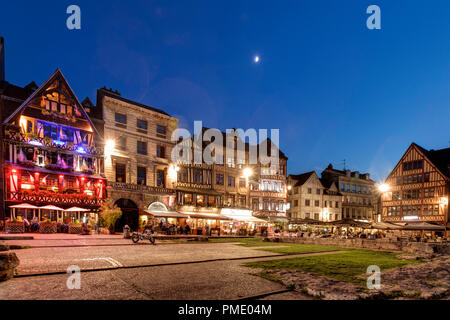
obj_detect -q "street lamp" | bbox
[378,183,390,193]
[105,139,115,155]
[243,167,253,208]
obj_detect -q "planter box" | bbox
[5,222,25,234]
[68,224,82,234]
[39,223,57,234]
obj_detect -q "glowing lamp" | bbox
[378,183,390,193]
[105,139,115,154]
[243,167,253,178]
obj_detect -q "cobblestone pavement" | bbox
[0,242,319,300]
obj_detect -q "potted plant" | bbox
[5,217,25,233]
[99,198,122,234]
[39,219,57,234]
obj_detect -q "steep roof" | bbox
[412,143,450,179]
[2,69,102,138]
[289,171,316,187]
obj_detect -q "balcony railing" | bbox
[7,191,104,208]
[4,126,100,155]
[108,181,175,194]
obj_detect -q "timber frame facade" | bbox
[381,143,449,226]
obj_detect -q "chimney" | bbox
[0,37,4,81]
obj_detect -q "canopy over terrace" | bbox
[144,210,188,219]
[330,219,372,228]
[401,222,446,231]
[369,221,403,230]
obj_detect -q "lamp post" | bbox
[377,183,390,223]
[243,167,253,209]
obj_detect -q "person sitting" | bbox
[184,224,191,234]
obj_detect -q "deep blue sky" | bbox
[1,0,449,182]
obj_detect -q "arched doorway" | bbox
[114,199,139,232]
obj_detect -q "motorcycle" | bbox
[131,229,156,245]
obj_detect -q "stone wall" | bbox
[268,237,449,256]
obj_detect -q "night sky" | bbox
[1,0,449,183]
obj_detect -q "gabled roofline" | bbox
[2,69,103,140]
[385,142,449,182]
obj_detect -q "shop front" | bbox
[220,208,268,235]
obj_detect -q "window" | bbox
[424,173,430,182]
[346,184,350,192]
[314,213,319,220]
[403,160,423,171]
[314,200,320,207]
[228,176,235,187]
[340,183,344,191]
[252,199,259,210]
[316,189,320,195]
[118,136,126,150]
[178,168,187,182]
[352,185,356,193]
[324,201,328,207]
[239,178,246,188]
[115,113,127,124]
[137,141,147,155]
[335,201,339,208]
[26,121,33,133]
[307,188,312,194]
[156,145,165,158]
[116,164,126,183]
[424,188,434,198]
[305,199,310,206]
[51,101,57,112]
[156,170,165,187]
[156,125,167,137]
[137,167,146,185]
[137,119,148,131]
[61,127,74,142]
[193,169,203,184]
[216,174,224,185]
[294,200,298,207]
[392,191,401,201]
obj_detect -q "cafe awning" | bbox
[65,207,90,212]
[183,212,233,221]
[331,219,371,228]
[144,210,189,219]
[39,205,64,211]
[9,203,39,209]
[222,214,267,223]
[370,221,403,230]
[401,222,446,231]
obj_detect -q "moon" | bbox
[254,55,260,63]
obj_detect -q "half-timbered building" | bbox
[0,69,106,224]
[381,143,449,228]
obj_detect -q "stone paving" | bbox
[0,241,322,300]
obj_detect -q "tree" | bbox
[99,198,122,234]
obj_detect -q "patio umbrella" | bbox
[64,207,90,222]
[38,205,64,221]
[9,203,40,219]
